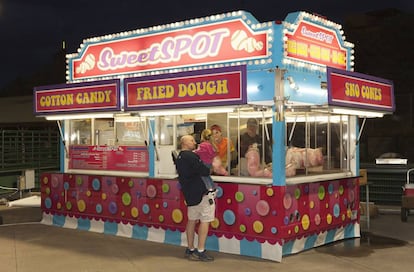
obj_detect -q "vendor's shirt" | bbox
[239,133,262,157]
[216,137,235,167]
[238,133,272,163]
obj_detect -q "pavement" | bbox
[1,204,414,272]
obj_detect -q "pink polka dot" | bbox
[111,184,119,194]
[147,185,157,198]
[256,200,270,216]
[283,193,292,210]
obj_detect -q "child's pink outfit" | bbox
[195,141,216,166]
[194,141,218,191]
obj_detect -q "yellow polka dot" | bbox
[77,200,86,212]
[101,193,107,200]
[131,207,139,218]
[301,214,310,230]
[266,188,274,197]
[326,214,332,224]
[309,201,315,209]
[172,209,183,224]
[347,209,352,218]
[253,220,264,233]
[210,218,220,229]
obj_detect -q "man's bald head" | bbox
[180,135,196,151]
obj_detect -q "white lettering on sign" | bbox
[98,29,230,71]
[300,26,334,44]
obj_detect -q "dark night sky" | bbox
[0,0,413,89]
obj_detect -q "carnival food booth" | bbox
[34,11,394,262]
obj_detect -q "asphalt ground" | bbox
[1,205,414,272]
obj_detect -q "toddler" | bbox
[194,129,218,191]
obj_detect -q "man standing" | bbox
[239,118,271,163]
[239,118,261,158]
[175,134,215,261]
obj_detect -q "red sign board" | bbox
[327,67,394,111]
[285,21,347,69]
[34,80,120,115]
[69,145,149,172]
[69,19,267,81]
[125,65,247,110]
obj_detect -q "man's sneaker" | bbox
[184,248,194,258]
[190,250,214,261]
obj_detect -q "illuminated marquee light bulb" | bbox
[299,12,306,20]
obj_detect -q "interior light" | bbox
[194,114,207,121]
[139,107,234,117]
[44,113,114,120]
[114,116,143,122]
[285,115,342,123]
[331,108,384,118]
[228,110,272,119]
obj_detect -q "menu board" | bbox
[69,145,149,172]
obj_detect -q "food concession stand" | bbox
[34,11,394,262]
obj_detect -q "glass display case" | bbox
[285,111,350,177]
[69,119,91,145]
[64,107,352,181]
